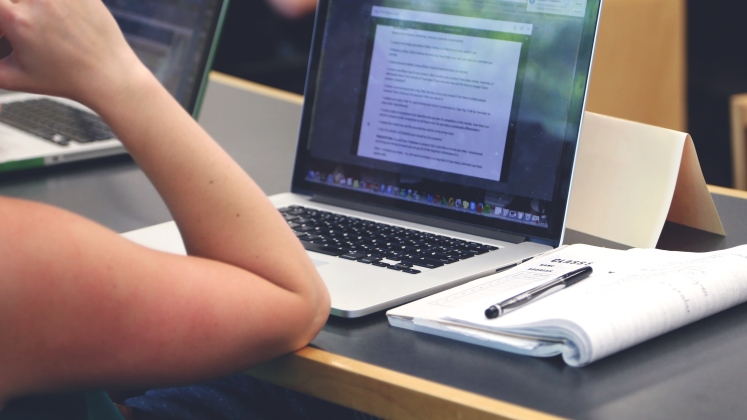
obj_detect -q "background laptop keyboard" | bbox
[0,98,114,146]
[280,206,498,274]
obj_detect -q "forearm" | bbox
[87,69,324,299]
[0,198,325,398]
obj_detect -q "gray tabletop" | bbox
[3,76,747,419]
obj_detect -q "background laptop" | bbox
[0,0,228,173]
[269,0,603,317]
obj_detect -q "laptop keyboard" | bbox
[279,205,498,274]
[0,98,114,146]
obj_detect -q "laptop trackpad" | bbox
[311,258,329,267]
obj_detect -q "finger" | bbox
[0,55,26,92]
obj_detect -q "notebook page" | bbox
[446,245,747,366]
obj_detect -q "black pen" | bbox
[485,265,593,319]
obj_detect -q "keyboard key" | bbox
[300,241,345,256]
[340,252,367,260]
[293,225,318,233]
[400,258,445,269]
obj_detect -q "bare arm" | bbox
[0,0,328,404]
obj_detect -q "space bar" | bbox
[301,241,346,256]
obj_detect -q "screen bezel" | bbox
[190,0,230,119]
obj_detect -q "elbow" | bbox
[294,286,331,350]
[282,279,330,353]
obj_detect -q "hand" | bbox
[0,0,148,108]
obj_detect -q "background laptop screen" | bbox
[293,0,601,246]
[103,0,224,115]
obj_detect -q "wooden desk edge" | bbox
[708,184,747,200]
[209,72,304,105]
[247,347,562,420]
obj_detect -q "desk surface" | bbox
[4,73,747,419]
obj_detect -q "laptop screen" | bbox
[103,0,226,116]
[293,0,601,246]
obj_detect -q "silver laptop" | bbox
[0,0,228,173]
[269,0,603,317]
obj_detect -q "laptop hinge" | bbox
[310,194,528,245]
